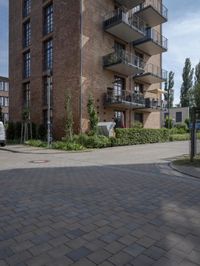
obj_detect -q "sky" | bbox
[1,1,200,104]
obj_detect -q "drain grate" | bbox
[29,160,50,164]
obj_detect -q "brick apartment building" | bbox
[0,76,9,124]
[9,0,168,139]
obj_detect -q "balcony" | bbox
[134,63,167,84]
[103,50,145,76]
[133,28,168,55]
[115,0,145,10]
[134,0,168,27]
[145,98,162,110]
[104,9,146,43]
[105,88,146,109]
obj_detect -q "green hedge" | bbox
[114,128,170,146]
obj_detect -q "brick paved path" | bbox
[0,143,200,265]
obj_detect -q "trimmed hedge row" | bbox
[114,128,170,146]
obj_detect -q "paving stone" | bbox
[143,246,166,260]
[124,243,145,257]
[136,236,156,248]
[108,251,133,265]
[72,257,96,266]
[118,235,137,245]
[0,248,14,260]
[104,241,125,254]
[100,233,120,244]
[87,249,111,264]
[28,243,52,256]
[66,246,92,262]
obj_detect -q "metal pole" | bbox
[47,71,52,147]
[168,87,170,129]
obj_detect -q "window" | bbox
[44,4,53,35]
[23,20,31,48]
[4,82,9,92]
[114,111,125,128]
[44,39,53,70]
[0,82,3,91]
[176,112,182,123]
[4,97,9,107]
[135,112,143,123]
[114,76,125,96]
[0,97,3,106]
[23,0,31,17]
[23,51,31,79]
[134,83,144,94]
[23,83,30,108]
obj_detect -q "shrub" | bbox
[132,121,143,129]
[174,123,188,134]
[52,141,84,151]
[25,139,47,148]
[84,135,111,149]
[165,116,173,129]
[115,128,170,145]
[6,122,15,140]
[169,134,190,142]
[184,118,190,129]
[37,124,46,141]
[15,122,22,140]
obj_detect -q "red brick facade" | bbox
[9,0,168,139]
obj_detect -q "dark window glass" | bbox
[23,20,31,48]
[44,39,53,71]
[114,111,125,128]
[114,76,125,96]
[23,83,30,108]
[135,112,143,123]
[134,83,144,94]
[44,4,53,35]
[176,112,182,123]
[23,0,31,17]
[23,52,31,79]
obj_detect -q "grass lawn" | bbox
[174,155,200,168]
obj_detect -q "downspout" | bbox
[80,0,83,133]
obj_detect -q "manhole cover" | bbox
[29,160,50,164]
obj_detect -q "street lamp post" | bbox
[47,70,52,148]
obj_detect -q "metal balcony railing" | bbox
[144,63,167,80]
[105,89,146,106]
[103,50,145,69]
[145,98,162,109]
[104,8,147,35]
[134,0,168,20]
[146,28,168,50]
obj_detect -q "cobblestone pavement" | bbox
[0,142,200,266]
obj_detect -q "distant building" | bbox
[163,107,189,126]
[0,76,9,124]
[9,0,168,139]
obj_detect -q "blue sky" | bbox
[1,1,200,104]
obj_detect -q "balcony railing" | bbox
[104,8,146,42]
[115,0,145,10]
[105,89,146,108]
[133,28,168,55]
[144,63,167,80]
[103,50,144,69]
[134,0,168,20]
[145,98,162,109]
[146,28,168,49]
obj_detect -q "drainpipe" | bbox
[80,0,83,133]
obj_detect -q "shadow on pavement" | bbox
[0,164,200,265]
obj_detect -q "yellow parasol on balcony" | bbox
[148,88,166,94]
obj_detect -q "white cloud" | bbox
[163,12,200,105]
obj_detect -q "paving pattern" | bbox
[0,142,200,265]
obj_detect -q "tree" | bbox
[193,61,200,107]
[87,95,99,135]
[64,90,73,141]
[180,58,194,107]
[164,71,175,108]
